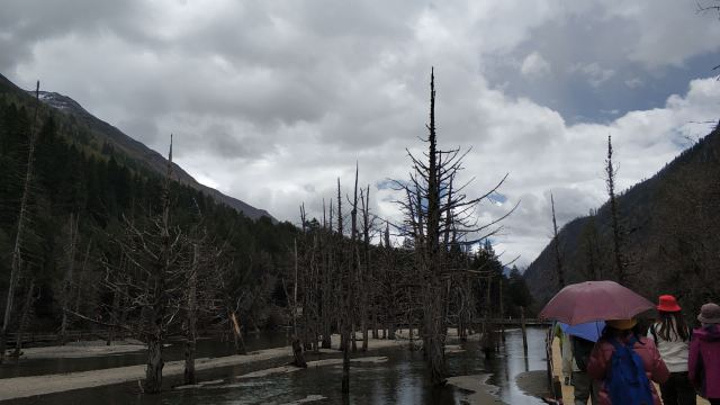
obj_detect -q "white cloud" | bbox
[521,51,551,78]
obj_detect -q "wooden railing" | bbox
[472,318,551,326]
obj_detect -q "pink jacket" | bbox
[587,335,670,405]
[688,325,720,399]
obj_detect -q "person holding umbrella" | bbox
[647,295,695,405]
[558,321,605,404]
[540,281,669,404]
[688,303,720,405]
[587,319,669,405]
[555,322,575,386]
[572,335,598,405]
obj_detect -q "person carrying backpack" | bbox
[587,318,670,405]
[688,303,720,404]
[572,335,598,404]
[647,295,695,405]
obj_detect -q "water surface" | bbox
[4,328,549,404]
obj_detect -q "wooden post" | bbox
[520,306,528,357]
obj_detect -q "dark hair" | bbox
[600,322,646,345]
[655,311,690,342]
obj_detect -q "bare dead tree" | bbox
[359,185,374,351]
[97,135,187,393]
[605,135,628,285]
[1,81,40,364]
[550,193,565,288]
[13,278,38,359]
[393,69,516,385]
[338,176,352,394]
[183,243,199,384]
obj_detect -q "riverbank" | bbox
[14,339,146,359]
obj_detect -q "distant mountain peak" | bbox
[34,91,84,112]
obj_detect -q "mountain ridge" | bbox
[0,73,274,221]
[524,124,720,314]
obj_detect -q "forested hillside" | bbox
[525,124,720,317]
[0,77,298,343]
[0,73,274,221]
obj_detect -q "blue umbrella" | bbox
[558,320,605,342]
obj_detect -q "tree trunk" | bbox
[107,290,120,346]
[361,318,368,351]
[60,214,79,345]
[321,315,332,349]
[143,136,172,394]
[13,279,35,359]
[230,311,246,355]
[351,322,357,352]
[606,135,627,284]
[145,336,164,393]
[292,336,307,368]
[184,244,198,385]
[341,325,350,394]
[423,280,447,385]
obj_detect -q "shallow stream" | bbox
[2,328,549,404]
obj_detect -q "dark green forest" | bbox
[0,92,298,335]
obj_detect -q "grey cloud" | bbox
[0,0,143,70]
[4,0,720,268]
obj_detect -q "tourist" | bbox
[554,322,575,385]
[647,295,695,405]
[587,318,669,405]
[688,303,720,405]
[571,335,598,405]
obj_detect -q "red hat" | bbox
[657,295,681,312]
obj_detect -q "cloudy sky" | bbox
[3,0,720,267]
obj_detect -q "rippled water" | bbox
[2,328,549,405]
